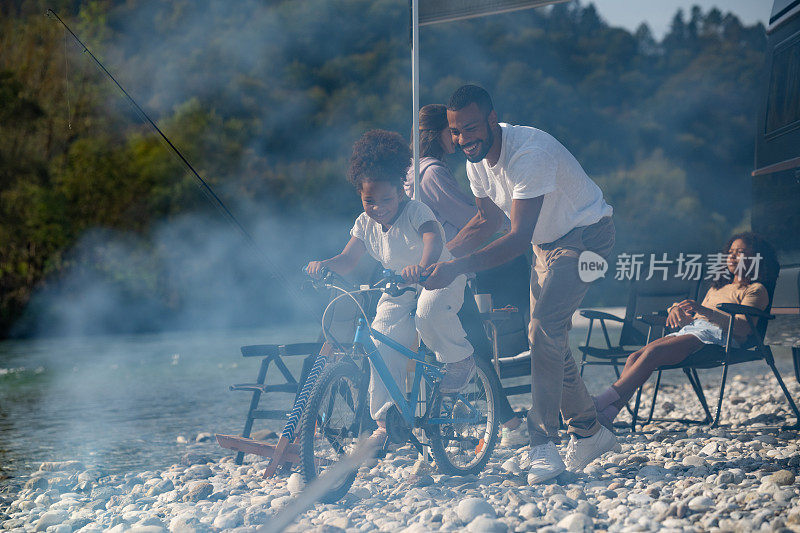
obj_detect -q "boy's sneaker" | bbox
[563,426,621,472]
[527,441,566,484]
[440,357,476,393]
[500,422,529,448]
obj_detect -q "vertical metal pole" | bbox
[411,0,420,200]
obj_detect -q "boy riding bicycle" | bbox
[306,129,475,446]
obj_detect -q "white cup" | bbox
[474,293,493,314]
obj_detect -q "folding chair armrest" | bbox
[579,309,624,323]
[715,303,774,320]
[636,311,668,326]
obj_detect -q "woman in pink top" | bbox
[593,232,778,427]
[405,104,477,243]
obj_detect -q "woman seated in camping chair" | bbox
[592,232,778,427]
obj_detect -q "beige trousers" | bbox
[526,216,615,445]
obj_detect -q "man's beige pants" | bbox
[526,216,615,446]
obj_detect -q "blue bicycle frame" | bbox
[352,316,482,428]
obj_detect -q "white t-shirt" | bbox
[466,123,612,245]
[350,199,453,272]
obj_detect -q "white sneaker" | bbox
[564,426,621,472]
[500,422,529,448]
[527,441,566,484]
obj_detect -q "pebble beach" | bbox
[2,368,800,533]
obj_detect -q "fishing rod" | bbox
[46,8,314,315]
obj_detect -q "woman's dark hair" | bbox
[712,231,779,289]
[347,129,411,191]
[418,104,448,160]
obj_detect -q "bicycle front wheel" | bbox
[299,360,370,503]
[427,356,499,476]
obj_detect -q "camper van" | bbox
[754,0,800,264]
[755,0,800,374]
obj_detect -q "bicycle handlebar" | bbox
[303,266,427,297]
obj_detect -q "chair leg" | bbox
[712,364,730,428]
[766,358,800,428]
[631,386,643,432]
[684,368,713,424]
[645,370,662,424]
[237,357,272,465]
[793,347,800,385]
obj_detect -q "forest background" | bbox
[0,0,769,338]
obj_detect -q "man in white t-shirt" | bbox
[424,85,618,483]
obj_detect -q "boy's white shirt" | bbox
[466,123,612,245]
[350,199,453,273]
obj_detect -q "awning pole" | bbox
[411,0,420,201]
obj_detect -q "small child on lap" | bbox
[306,130,475,444]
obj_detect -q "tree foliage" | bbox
[0,0,769,336]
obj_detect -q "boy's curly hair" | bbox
[347,130,411,191]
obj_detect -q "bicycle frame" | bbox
[352,316,482,429]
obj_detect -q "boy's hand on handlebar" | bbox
[305,261,327,279]
[401,264,424,284]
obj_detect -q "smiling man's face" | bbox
[447,103,497,163]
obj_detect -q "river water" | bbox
[0,324,317,493]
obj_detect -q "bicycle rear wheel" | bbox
[426,356,499,476]
[299,360,369,503]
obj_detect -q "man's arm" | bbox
[447,196,505,258]
[424,196,543,289]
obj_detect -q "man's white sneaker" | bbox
[563,426,621,472]
[500,422,529,448]
[527,441,566,484]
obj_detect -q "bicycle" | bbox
[298,268,500,503]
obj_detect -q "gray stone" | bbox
[39,461,85,473]
[244,503,272,525]
[557,512,593,532]
[183,482,213,503]
[755,435,778,445]
[770,470,796,486]
[180,452,213,466]
[128,527,166,533]
[717,471,735,485]
[699,442,717,456]
[519,503,540,519]
[410,474,434,487]
[566,488,586,501]
[145,478,174,497]
[466,516,507,532]
[286,473,304,495]
[682,455,705,467]
[212,509,243,529]
[543,485,564,497]
[687,496,714,512]
[24,476,49,491]
[456,498,495,522]
[575,501,597,518]
[194,432,213,443]
[549,494,578,510]
[34,510,69,531]
[184,465,213,480]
